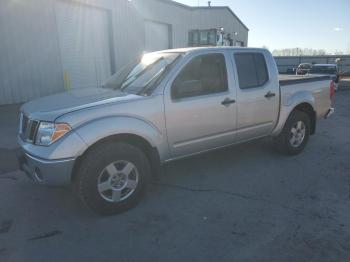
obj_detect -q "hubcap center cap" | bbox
[110,174,126,188]
[97,160,140,203]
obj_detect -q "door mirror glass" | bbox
[173,80,202,99]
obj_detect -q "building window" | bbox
[188,29,217,46]
[235,41,244,47]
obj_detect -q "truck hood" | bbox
[21,88,141,121]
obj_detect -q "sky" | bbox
[175,0,350,54]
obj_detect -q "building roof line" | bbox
[155,0,249,31]
[193,6,249,31]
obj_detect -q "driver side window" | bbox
[171,53,228,99]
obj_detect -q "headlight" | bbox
[36,122,71,146]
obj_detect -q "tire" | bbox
[75,141,150,215]
[274,110,311,155]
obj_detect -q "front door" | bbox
[164,52,237,158]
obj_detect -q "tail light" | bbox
[330,80,335,103]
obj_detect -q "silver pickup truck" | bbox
[18,47,334,215]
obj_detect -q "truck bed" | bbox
[279,75,330,86]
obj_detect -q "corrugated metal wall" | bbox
[55,0,112,89]
[0,0,249,105]
[0,0,64,105]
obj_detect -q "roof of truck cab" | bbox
[313,64,337,67]
[159,47,267,54]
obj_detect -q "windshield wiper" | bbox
[138,55,182,96]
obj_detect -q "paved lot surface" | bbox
[0,91,350,262]
[0,104,21,175]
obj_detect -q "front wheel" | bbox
[274,110,311,155]
[75,142,150,215]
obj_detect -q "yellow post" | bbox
[67,72,71,91]
[64,71,68,91]
[63,71,71,91]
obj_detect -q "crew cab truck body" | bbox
[18,47,334,215]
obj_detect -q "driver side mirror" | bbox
[172,80,202,99]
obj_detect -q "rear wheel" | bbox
[75,142,150,215]
[275,110,310,155]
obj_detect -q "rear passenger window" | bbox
[172,53,228,99]
[234,53,269,89]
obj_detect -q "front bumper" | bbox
[17,149,75,186]
[324,107,335,119]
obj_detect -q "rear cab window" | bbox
[234,53,269,89]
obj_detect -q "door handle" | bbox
[265,91,276,98]
[221,98,236,106]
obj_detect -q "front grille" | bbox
[28,120,39,142]
[20,113,39,143]
[21,114,29,135]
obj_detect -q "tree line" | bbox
[270,48,345,56]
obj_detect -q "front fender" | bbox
[74,116,168,161]
[272,91,315,136]
[18,130,88,160]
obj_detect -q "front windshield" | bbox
[310,66,337,74]
[103,52,180,94]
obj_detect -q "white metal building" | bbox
[0,0,249,105]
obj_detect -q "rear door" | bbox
[164,52,237,158]
[231,51,279,141]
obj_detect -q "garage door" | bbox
[55,1,112,89]
[145,21,170,52]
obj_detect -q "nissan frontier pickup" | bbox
[18,47,335,214]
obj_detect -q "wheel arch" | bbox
[272,90,317,137]
[273,97,316,137]
[293,102,316,134]
[71,133,162,183]
[278,102,316,135]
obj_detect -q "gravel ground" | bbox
[0,91,349,262]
